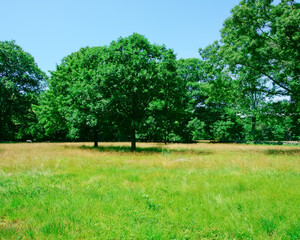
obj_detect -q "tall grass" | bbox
[0,142,299,239]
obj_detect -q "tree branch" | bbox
[241,62,292,94]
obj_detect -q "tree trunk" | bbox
[251,115,256,142]
[94,129,98,148]
[290,94,299,140]
[251,91,257,142]
[131,127,136,152]
[164,131,167,145]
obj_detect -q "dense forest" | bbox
[1,0,299,151]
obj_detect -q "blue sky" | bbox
[1,0,240,74]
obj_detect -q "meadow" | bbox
[0,142,299,239]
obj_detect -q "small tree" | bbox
[36,47,107,146]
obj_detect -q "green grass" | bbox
[0,142,299,239]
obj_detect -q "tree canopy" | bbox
[1,1,299,147]
[36,46,108,146]
[0,40,46,141]
[98,33,182,150]
[221,0,300,101]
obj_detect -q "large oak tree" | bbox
[220,0,299,101]
[101,33,179,151]
[220,0,300,138]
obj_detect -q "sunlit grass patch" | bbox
[0,142,299,239]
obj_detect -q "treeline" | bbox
[1,0,299,150]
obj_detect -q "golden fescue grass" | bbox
[0,142,299,239]
[0,142,298,185]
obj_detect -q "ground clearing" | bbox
[0,142,299,239]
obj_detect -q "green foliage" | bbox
[257,101,295,141]
[176,58,211,141]
[221,0,300,103]
[2,12,299,143]
[219,0,299,141]
[36,46,110,143]
[35,34,185,148]
[186,117,206,141]
[211,115,244,142]
[101,33,181,149]
[0,40,47,141]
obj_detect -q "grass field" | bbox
[0,142,299,239]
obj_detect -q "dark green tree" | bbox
[198,43,244,142]
[36,46,108,146]
[197,41,294,142]
[176,58,209,141]
[101,33,179,151]
[0,40,46,141]
[193,42,255,142]
[233,68,268,141]
[144,51,187,144]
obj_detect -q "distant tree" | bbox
[194,42,258,142]
[198,43,243,141]
[233,68,268,141]
[101,33,179,151]
[0,40,46,141]
[177,58,209,111]
[176,58,210,141]
[34,84,69,142]
[259,101,295,141]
